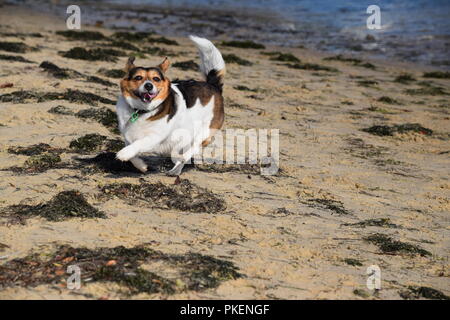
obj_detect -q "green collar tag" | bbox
[130,111,139,123]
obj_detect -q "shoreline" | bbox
[3,1,450,71]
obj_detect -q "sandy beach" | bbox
[0,4,449,300]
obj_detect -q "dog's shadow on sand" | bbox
[75,152,196,178]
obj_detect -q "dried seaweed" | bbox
[0,191,106,224]
[101,179,226,213]
[0,89,115,105]
[364,233,431,256]
[0,244,241,295]
[222,40,265,49]
[362,123,433,136]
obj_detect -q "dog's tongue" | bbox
[142,92,157,102]
[143,93,152,102]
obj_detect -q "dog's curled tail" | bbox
[189,35,225,93]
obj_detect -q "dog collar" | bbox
[129,109,149,123]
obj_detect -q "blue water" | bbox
[11,0,450,67]
[103,0,450,38]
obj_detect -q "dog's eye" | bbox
[133,76,143,81]
[153,77,161,82]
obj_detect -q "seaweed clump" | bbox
[8,143,63,156]
[103,40,140,51]
[324,55,362,64]
[0,41,37,53]
[345,138,389,159]
[0,244,242,296]
[112,31,155,41]
[221,40,265,49]
[367,106,393,114]
[0,191,106,224]
[5,144,65,173]
[344,258,363,266]
[62,47,125,62]
[112,34,178,45]
[263,207,293,218]
[423,71,450,79]
[405,85,447,96]
[48,105,74,115]
[233,85,258,92]
[303,198,351,215]
[69,134,110,153]
[98,68,126,79]
[0,32,42,38]
[0,54,32,63]
[85,76,115,86]
[364,233,431,256]
[103,140,125,153]
[39,61,113,86]
[101,179,226,213]
[68,135,123,154]
[22,153,62,173]
[400,286,449,300]
[286,62,338,72]
[362,123,433,136]
[357,80,378,87]
[39,61,83,79]
[150,36,179,46]
[323,55,375,69]
[61,89,115,105]
[145,46,177,57]
[377,96,400,104]
[0,89,115,105]
[75,107,119,133]
[394,73,416,84]
[223,54,252,66]
[353,289,370,298]
[343,218,399,228]
[269,53,300,63]
[172,60,199,71]
[56,30,107,41]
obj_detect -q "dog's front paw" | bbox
[116,146,138,162]
[130,157,148,173]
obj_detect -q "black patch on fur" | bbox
[173,78,220,109]
[127,67,164,81]
[206,69,223,93]
[166,89,177,121]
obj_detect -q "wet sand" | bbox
[0,5,449,300]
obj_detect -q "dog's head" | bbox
[120,57,170,110]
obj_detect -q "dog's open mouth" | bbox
[138,92,158,103]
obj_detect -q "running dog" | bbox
[115,36,225,176]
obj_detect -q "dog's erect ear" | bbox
[158,57,170,73]
[125,57,136,73]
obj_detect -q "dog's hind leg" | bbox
[130,156,148,173]
[166,160,185,176]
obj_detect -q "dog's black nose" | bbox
[144,82,153,91]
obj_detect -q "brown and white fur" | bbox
[115,35,225,176]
